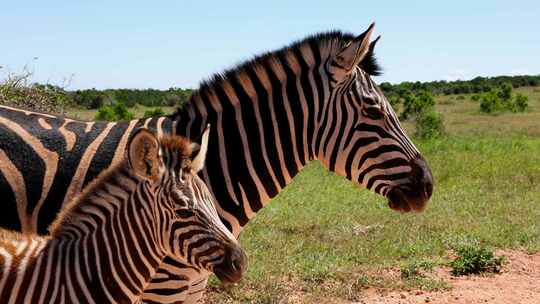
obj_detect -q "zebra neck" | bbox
[171,62,324,233]
[46,168,168,300]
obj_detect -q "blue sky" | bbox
[1,1,539,89]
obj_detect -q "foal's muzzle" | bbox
[213,242,248,283]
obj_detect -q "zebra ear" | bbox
[330,23,375,81]
[127,128,161,181]
[190,124,210,173]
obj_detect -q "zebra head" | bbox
[127,127,247,283]
[318,23,433,212]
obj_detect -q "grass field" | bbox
[201,87,540,303]
[65,86,540,303]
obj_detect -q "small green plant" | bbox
[143,107,165,118]
[95,102,134,121]
[414,111,445,139]
[450,245,504,276]
[400,260,434,279]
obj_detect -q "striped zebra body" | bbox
[0,104,174,233]
[0,128,246,303]
[0,24,433,302]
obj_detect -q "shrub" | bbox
[143,107,165,118]
[513,93,529,112]
[95,102,134,121]
[400,90,435,121]
[71,89,109,109]
[450,245,504,276]
[479,90,502,113]
[414,111,445,139]
[164,94,181,107]
[479,84,528,114]
[0,70,70,113]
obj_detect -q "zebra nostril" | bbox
[231,256,241,272]
[424,178,433,198]
[213,244,248,284]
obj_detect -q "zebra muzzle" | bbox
[213,243,248,283]
[387,156,433,212]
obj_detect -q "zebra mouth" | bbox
[214,267,244,284]
[213,244,248,284]
[387,184,431,213]
[387,156,433,213]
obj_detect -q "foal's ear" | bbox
[127,128,161,181]
[329,22,376,82]
[190,124,210,173]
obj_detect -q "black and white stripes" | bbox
[0,23,432,303]
[0,129,246,303]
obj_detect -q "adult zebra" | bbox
[0,128,247,303]
[0,23,432,303]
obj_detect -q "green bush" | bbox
[479,83,528,114]
[479,90,502,113]
[95,102,134,121]
[143,107,165,118]
[414,111,445,139]
[450,245,504,276]
[400,90,435,121]
[513,93,529,112]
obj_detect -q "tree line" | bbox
[1,72,538,115]
[71,87,193,109]
[380,75,540,97]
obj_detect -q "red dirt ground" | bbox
[357,250,540,304]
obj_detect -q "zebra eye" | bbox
[364,106,384,120]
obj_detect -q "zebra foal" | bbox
[0,127,247,303]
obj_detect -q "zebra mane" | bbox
[48,134,195,236]
[171,31,382,117]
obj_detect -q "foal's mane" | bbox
[48,134,195,235]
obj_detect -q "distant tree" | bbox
[143,107,165,118]
[89,95,105,109]
[414,111,445,139]
[164,94,181,107]
[513,94,529,112]
[497,83,513,102]
[95,102,134,121]
[400,90,435,121]
[479,90,501,113]
[479,83,528,114]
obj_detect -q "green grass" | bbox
[204,86,540,303]
[63,87,540,303]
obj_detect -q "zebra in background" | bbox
[0,127,247,303]
[0,23,433,302]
